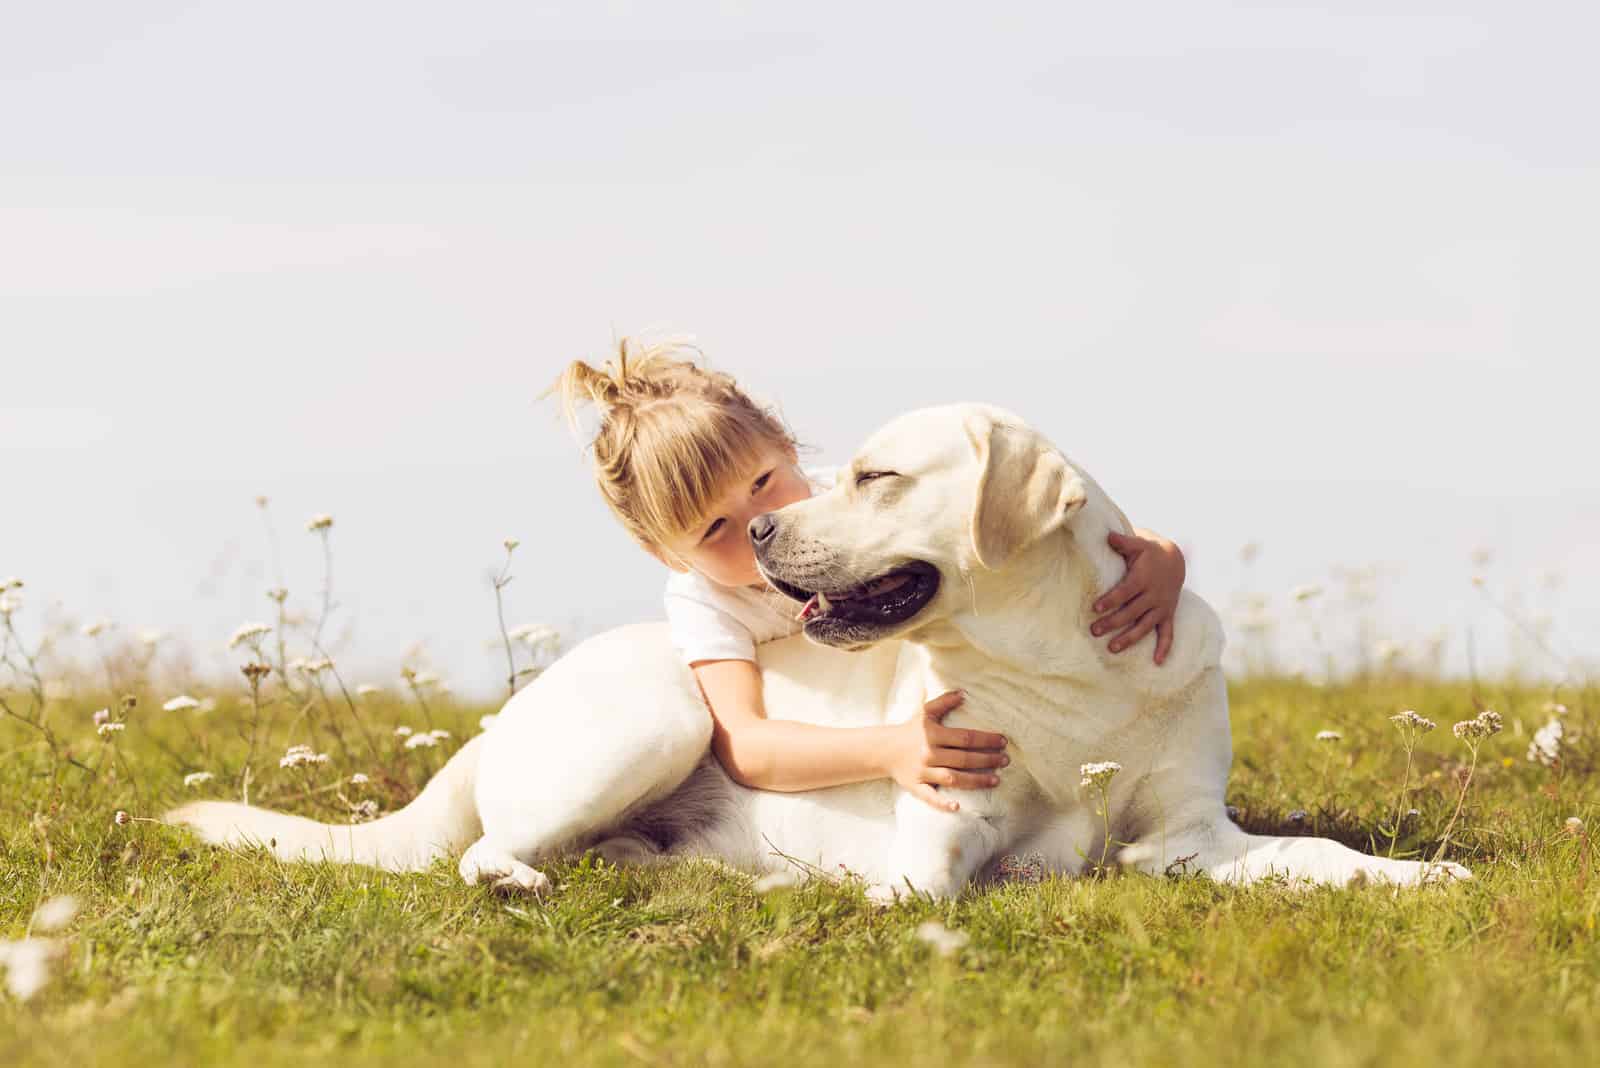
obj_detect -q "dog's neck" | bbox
[921,483,1133,682]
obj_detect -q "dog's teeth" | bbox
[799,595,819,621]
[816,592,832,614]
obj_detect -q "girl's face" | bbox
[653,446,812,588]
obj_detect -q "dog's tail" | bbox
[164,734,485,872]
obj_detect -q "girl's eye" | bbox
[752,470,773,494]
[855,470,896,486]
[701,518,726,542]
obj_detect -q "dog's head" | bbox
[754,404,1090,649]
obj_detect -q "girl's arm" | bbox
[1090,527,1187,664]
[691,658,1009,812]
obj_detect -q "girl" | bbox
[556,339,1188,813]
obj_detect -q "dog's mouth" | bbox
[764,561,941,636]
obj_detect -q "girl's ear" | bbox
[646,542,693,574]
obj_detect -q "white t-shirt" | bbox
[664,466,836,665]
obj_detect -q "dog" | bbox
[168,404,1469,895]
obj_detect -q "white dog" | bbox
[169,405,1468,895]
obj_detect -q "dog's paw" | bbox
[491,864,550,896]
[1417,860,1472,884]
[459,838,550,895]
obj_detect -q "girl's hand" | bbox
[1091,529,1186,665]
[883,691,1009,812]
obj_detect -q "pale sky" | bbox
[4,1,1596,696]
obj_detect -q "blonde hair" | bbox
[552,337,798,552]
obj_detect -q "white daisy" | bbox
[227,622,273,650]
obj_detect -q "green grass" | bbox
[3,676,1597,1067]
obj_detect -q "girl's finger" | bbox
[930,746,1010,770]
[1093,577,1137,616]
[1096,591,1150,637]
[1106,530,1143,556]
[922,690,965,719]
[930,723,1008,751]
[928,768,1003,790]
[1109,608,1160,653]
[1154,620,1174,664]
[911,783,959,812]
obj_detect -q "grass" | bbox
[3,674,1598,1067]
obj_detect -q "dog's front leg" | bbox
[867,774,1025,903]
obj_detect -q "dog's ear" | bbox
[965,412,1087,570]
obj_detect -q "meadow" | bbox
[2,535,1596,1067]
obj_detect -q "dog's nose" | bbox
[749,513,778,547]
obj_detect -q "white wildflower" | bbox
[478,714,499,732]
[1391,709,1437,733]
[31,896,79,933]
[1290,584,1323,603]
[278,744,330,769]
[0,592,21,618]
[113,811,130,826]
[409,671,438,687]
[80,618,111,638]
[1528,718,1565,768]
[914,920,970,958]
[508,623,562,659]
[350,799,379,822]
[752,870,800,894]
[1079,761,1122,791]
[349,773,369,786]
[97,722,125,736]
[137,628,165,648]
[428,729,450,742]
[404,732,438,749]
[393,725,413,737]
[1452,710,1501,742]
[182,771,215,788]
[1315,730,1342,743]
[0,938,65,1001]
[227,621,272,650]
[1566,817,1586,836]
[1239,541,1261,564]
[356,684,381,697]
[92,708,110,726]
[306,513,333,532]
[503,537,520,552]
[0,576,20,592]
[163,695,200,712]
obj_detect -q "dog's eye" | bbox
[855,470,896,486]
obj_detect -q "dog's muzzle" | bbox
[752,513,940,645]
